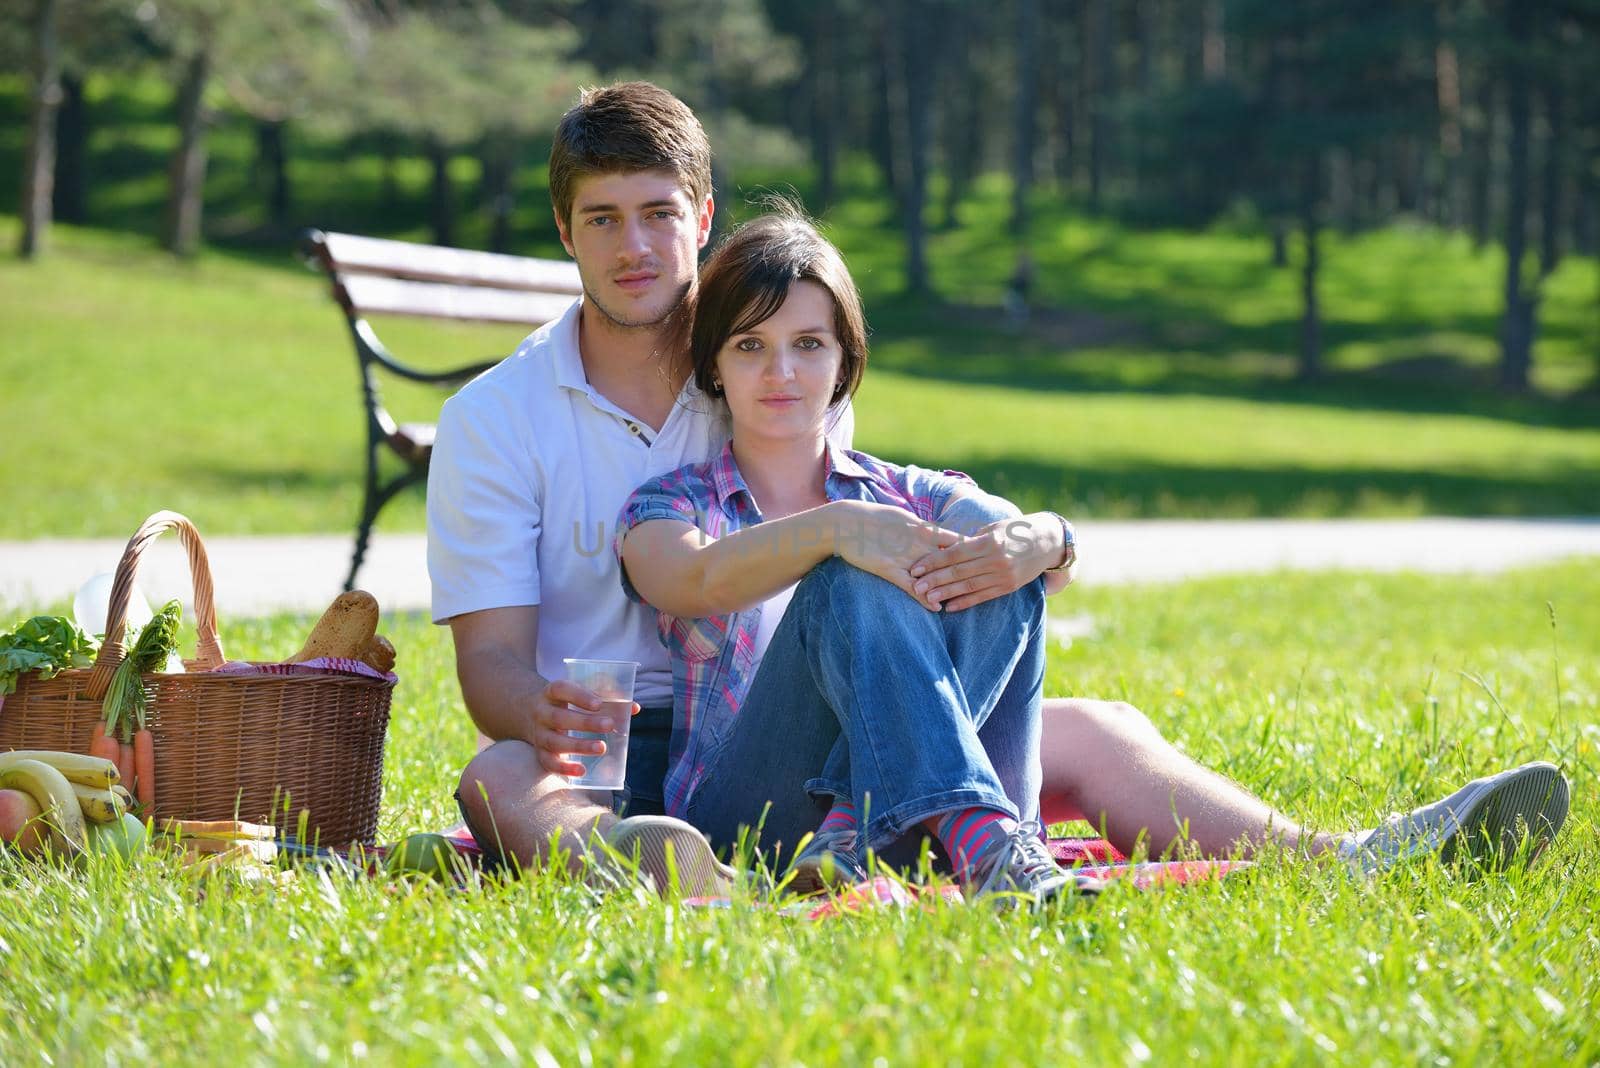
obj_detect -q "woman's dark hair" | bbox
[689,207,867,407]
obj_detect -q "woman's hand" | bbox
[831,500,961,609]
[910,512,1069,612]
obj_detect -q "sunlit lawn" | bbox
[3,215,1598,538]
[3,560,1598,1064]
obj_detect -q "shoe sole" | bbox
[602,817,737,898]
[786,855,868,897]
[1443,762,1569,870]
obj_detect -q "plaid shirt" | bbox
[615,441,975,818]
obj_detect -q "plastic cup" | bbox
[562,658,638,790]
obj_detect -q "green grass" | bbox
[4,561,1599,1064]
[3,216,1599,537]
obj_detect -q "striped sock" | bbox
[935,808,1018,881]
[818,797,857,836]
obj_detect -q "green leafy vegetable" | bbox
[101,599,183,740]
[0,616,98,696]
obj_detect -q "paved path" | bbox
[3,518,1600,617]
[3,517,1598,620]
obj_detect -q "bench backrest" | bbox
[301,230,583,327]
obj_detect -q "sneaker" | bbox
[1343,761,1569,876]
[962,821,1085,908]
[785,826,869,896]
[594,815,737,898]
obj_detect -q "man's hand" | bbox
[910,513,1066,612]
[834,500,961,610]
[528,680,640,778]
[449,605,642,777]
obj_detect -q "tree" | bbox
[1223,0,1434,377]
[644,0,803,237]
[1482,0,1600,390]
[1010,0,1039,233]
[17,0,62,259]
[342,4,583,248]
[132,0,357,255]
[1496,0,1537,389]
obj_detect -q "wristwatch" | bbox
[1043,511,1077,572]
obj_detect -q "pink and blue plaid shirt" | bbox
[615,441,975,818]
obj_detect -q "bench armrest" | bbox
[352,319,498,385]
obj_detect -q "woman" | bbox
[615,209,1081,905]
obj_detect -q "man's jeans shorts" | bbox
[453,704,671,871]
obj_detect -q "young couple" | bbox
[430,82,1568,905]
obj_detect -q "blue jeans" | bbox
[684,556,1046,866]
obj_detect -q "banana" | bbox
[0,759,87,856]
[71,782,127,824]
[0,750,120,789]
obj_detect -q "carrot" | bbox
[88,722,121,769]
[133,729,155,809]
[115,740,135,791]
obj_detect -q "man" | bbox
[430,82,1568,897]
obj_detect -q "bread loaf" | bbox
[357,634,396,673]
[291,590,380,662]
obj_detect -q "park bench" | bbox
[299,229,582,590]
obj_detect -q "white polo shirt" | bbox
[427,297,853,706]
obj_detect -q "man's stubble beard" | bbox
[582,277,695,334]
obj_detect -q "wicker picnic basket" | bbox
[0,511,392,847]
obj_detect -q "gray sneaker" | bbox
[785,825,869,896]
[963,821,1087,908]
[594,815,737,898]
[1344,761,1569,876]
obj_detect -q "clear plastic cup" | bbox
[562,658,638,790]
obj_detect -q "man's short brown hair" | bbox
[548,82,713,229]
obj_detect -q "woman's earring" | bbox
[712,377,722,391]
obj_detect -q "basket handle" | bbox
[84,511,228,701]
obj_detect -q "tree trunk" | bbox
[162,47,211,258]
[1298,157,1322,379]
[427,140,455,247]
[380,136,400,210]
[1045,10,1077,190]
[1468,71,1495,249]
[1087,0,1113,212]
[1180,0,1201,83]
[53,68,86,225]
[254,119,291,230]
[700,36,731,247]
[1576,174,1595,258]
[1010,0,1039,234]
[1433,11,1463,228]
[1202,0,1226,80]
[1538,76,1563,279]
[869,9,901,214]
[808,3,837,211]
[481,139,518,254]
[896,0,933,295]
[939,1,979,229]
[1498,3,1534,392]
[1270,221,1289,268]
[18,0,62,259]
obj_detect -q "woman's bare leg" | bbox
[1038,698,1341,859]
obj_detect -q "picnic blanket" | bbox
[334,828,1247,913]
